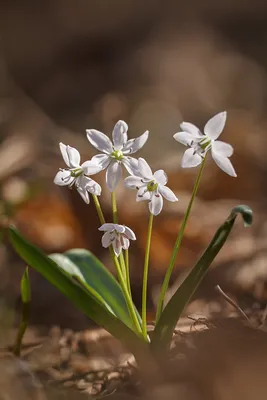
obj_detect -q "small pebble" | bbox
[77,379,88,390]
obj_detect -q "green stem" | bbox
[111,191,119,224]
[92,194,105,225]
[13,301,30,357]
[119,252,127,282]
[155,156,207,323]
[111,192,127,282]
[142,212,154,338]
[125,249,131,295]
[110,250,143,337]
[93,193,142,336]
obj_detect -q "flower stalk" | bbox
[155,156,207,322]
[142,212,154,338]
[110,249,143,337]
[111,191,127,279]
[111,191,119,224]
[92,194,105,225]
[92,196,140,334]
[119,252,127,283]
[124,249,131,295]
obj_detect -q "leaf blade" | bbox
[152,205,253,352]
[8,227,140,344]
[50,249,139,329]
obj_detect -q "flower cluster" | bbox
[99,223,136,256]
[124,158,178,216]
[173,112,236,177]
[54,143,102,204]
[54,113,236,255]
[86,120,149,192]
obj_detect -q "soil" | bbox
[1,302,267,400]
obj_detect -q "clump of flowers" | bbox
[173,112,236,176]
[99,223,136,256]
[54,143,102,203]
[9,113,253,363]
[125,158,178,216]
[86,120,149,191]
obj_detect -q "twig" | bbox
[215,285,253,326]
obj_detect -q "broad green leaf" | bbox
[152,205,253,353]
[8,227,148,357]
[50,249,140,329]
[21,267,31,303]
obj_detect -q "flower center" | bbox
[110,230,120,242]
[111,150,124,161]
[190,136,212,157]
[198,137,211,151]
[147,180,158,192]
[70,168,83,178]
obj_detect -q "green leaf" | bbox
[14,267,31,357]
[152,205,253,353]
[50,249,140,329]
[8,227,147,355]
[21,267,31,303]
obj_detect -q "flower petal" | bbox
[59,143,81,168]
[99,223,116,232]
[158,185,178,202]
[101,231,111,248]
[136,187,151,202]
[113,224,125,233]
[54,170,74,186]
[112,239,122,257]
[204,111,227,140]
[154,169,167,185]
[212,140,233,157]
[149,193,163,216]
[112,120,128,150]
[123,130,149,154]
[86,129,113,154]
[79,176,102,196]
[121,139,134,154]
[124,226,136,240]
[122,157,139,176]
[121,236,130,250]
[91,154,111,169]
[179,122,202,136]
[81,160,102,175]
[124,175,143,189]
[59,143,71,167]
[106,161,122,192]
[173,131,200,146]
[66,145,81,168]
[181,148,203,168]
[211,152,237,177]
[76,184,90,204]
[138,158,153,179]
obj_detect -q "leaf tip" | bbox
[230,205,253,228]
[21,267,31,303]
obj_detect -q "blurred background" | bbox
[1,0,267,332]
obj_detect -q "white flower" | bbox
[54,143,102,204]
[124,158,178,216]
[99,223,136,256]
[86,120,149,192]
[173,111,237,177]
